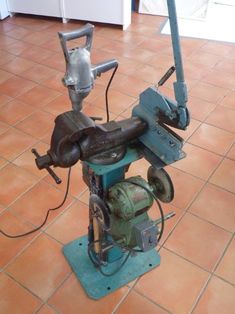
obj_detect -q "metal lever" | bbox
[157,66,175,87]
[154,211,176,226]
[31,149,62,185]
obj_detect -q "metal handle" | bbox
[58,23,94,59]
[31,149,62,185]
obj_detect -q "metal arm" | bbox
[167,0,188,113]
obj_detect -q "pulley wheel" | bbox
[147,166,174,203]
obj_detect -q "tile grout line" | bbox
[190,233,235,313]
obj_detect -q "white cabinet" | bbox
[7,0,62,17]
[0,0,9,19]
[7,0,131,29]
[63,0,131,30]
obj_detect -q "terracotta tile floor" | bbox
[0,12,234,314]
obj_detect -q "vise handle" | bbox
[31,149,62,185]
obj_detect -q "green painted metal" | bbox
[109,212,150,248]
[107,176,153,220]
[63,235,160,300]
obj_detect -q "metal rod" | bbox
[167,0,185,83]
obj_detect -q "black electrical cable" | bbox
[0,167,72,239]
[105,65,119,123]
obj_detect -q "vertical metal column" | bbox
[167,0,188,108]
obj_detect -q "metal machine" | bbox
[32,0,189,299]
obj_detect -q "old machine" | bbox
[31,0,189,299]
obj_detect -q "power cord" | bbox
[0,167,72,238]
[105,65,119,123]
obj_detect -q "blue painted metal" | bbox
[132,87,186,166]
[63,235,160,299]
[86,147,141,176]
[167,0,188,110]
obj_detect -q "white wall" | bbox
[139,0,210,20]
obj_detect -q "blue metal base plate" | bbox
[63,235,161,299]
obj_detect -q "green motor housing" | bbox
[106,176,158,250]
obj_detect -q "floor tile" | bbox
[0,210,39,268]
[41,52,65,72]
[48,273,129,314]
[41,71,67,93]
[220,91,235,110]
[165,213,231,271]
[0,156,7,170]
[0,273,41,314]
[20,64,58,83]
[20,45,55,63]
[0,34,18,49]
[3,40,32,56]
[134,64,167,84]
[188,123,234,156]
[0,21,17,33]
[202,68,235,90]
[10,180,73,226]
[112,74,150,98]
[184,61,209,81]
[199,41,234,57]
[135,248,209,314]
[122,47,156,63]
[209,158,235,193]
[0,99,35,126]
[215,58,235,76]
[194,276,235,314]
[0,76,36,98]
[0,49,16,65]
[93,89,136,115]
[45,201,88,244]
[227,143,235,160]
[0,127,36,160]
[0,163,37,206]
[0,121,10,136]
[189,82,228,104]
[44,162,87,198]
[187,96,217,121]
[83,102,116,121]
[0,93,12,108]
[172,143,222,180]
[6,26,32,39]
[116,290,168,314]
[206,106,235,133]
[0,56,35,75]
[43,94,71,116]
[190,183,235,233]
[6,234,71,301]
[148,203,184,245]
[165,166,204,210]
[23,31,53,45]
[172,118,200,141]
[37,304,56,314]
[187,51,222,68]
[17,85,61,108]
[15,110,55,140]
[13,141,49,179]
[215,237,235,285]
[0,69,13,84]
